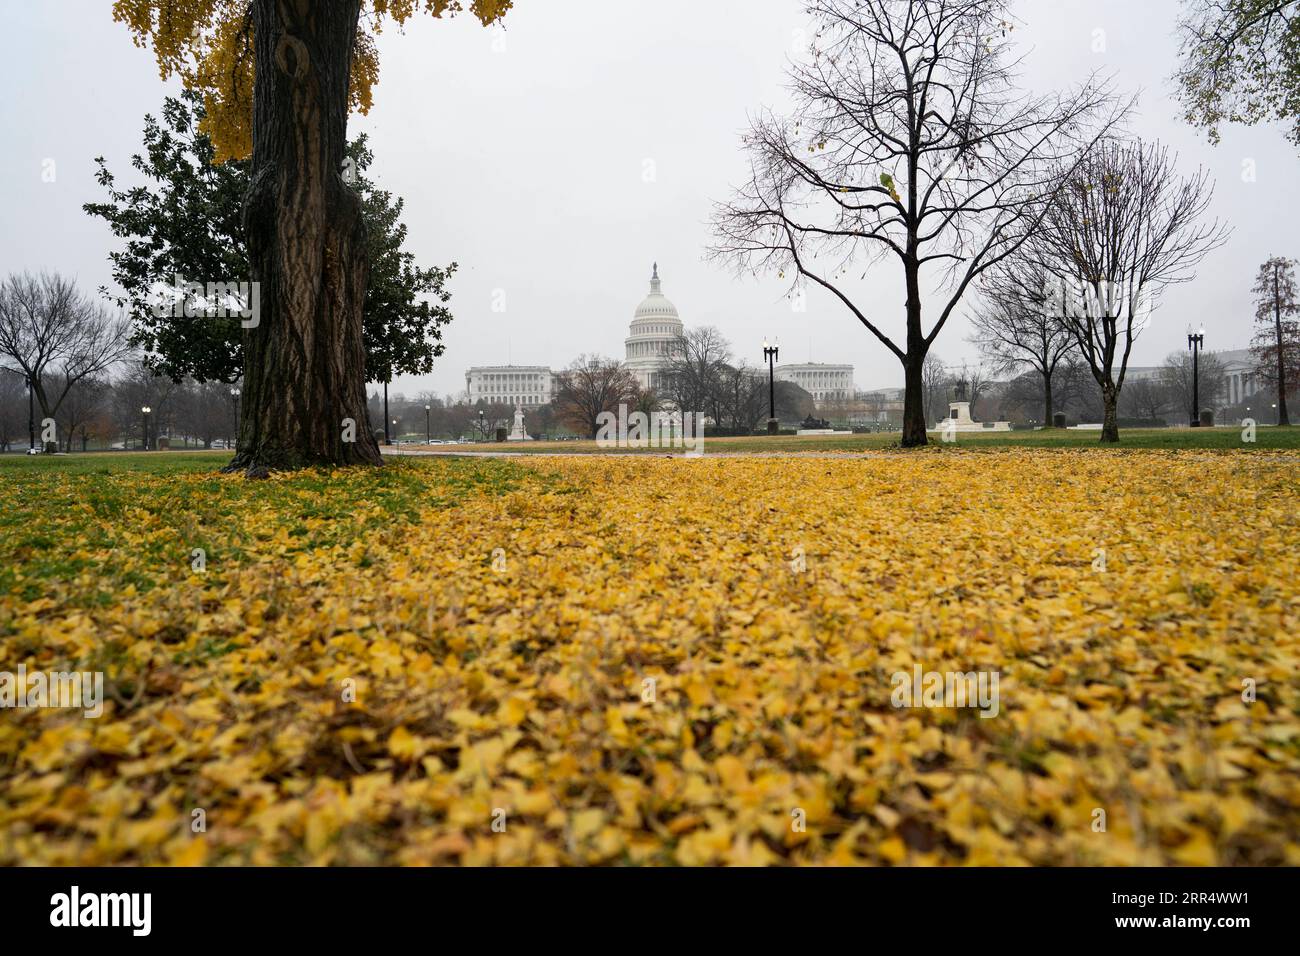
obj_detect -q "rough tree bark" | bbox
[901,353,928,445]
[901,259,929,445]
[225,0,382,476]
[1100,384,1119,443]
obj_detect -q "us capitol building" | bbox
[464,263,854,405]
[623,262,683,391]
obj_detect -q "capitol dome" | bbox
[625,263,683,391]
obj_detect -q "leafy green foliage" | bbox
[85,91,456,385]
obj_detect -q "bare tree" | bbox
[0,372,27,452]
[996,368,1045,421]
[922,351,948,425]
[1056,356,1104,423]
[717,364,768,432]
[1025,139,1228,442]
[553,355,640,439]
[0,273,132,448]
[1120,376,1175,423]
[708,0,1121,445]
[55,377,109,452]
[465,400,513,441]
[112,358,180,450]
[1250,256,1299,426]
[177,380,236,449]
[970,257,1077,424]
[660,326,731,422]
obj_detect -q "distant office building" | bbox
[465,365,556,407]
[775,363,855,402]
[1217,349,1264,405]
[1123,364,1164,383]
[1125,348,1262,407]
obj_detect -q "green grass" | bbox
[0,450,231,475]
[2,424,1294,502]
[430,424,1300,454]
[0,453,538,611]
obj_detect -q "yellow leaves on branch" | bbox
[0,450,1297,865]
[111,0,514,162]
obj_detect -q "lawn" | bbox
[435,424,1300,454]
[0,449,1297,865]
[0,450,232,475]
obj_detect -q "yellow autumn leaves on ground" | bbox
[0,450,1297,865]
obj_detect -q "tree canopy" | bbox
[86,91,456,386]
[1174,1,1300,147]
[112,0,513,162]
[708,0,1120,445]
[1251,255,1300,424]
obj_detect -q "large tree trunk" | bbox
[901,351,928,446]
[1100,383,1119,443]
[226,0,382,477]
[900,260,928,448]
[1042,373,1054,426]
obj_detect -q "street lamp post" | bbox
[141,405,152,451]
[478,408,485,441]
[229,387,241,451]
[425,404,431,444]
[383,379,391,445]
[1187,329,1205,427]
[26,373,34,451]
[762,338,780,434]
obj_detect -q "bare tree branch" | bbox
[708,0,1124,445]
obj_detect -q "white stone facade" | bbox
[1217,349,1264,405]
[465,365,555,407]
[775,363,855,402]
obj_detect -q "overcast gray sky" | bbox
[1,0,1296,398]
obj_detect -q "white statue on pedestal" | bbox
[507,406,532,441]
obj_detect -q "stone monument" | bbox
[931,401,1011,433]
[507,406,533,441]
